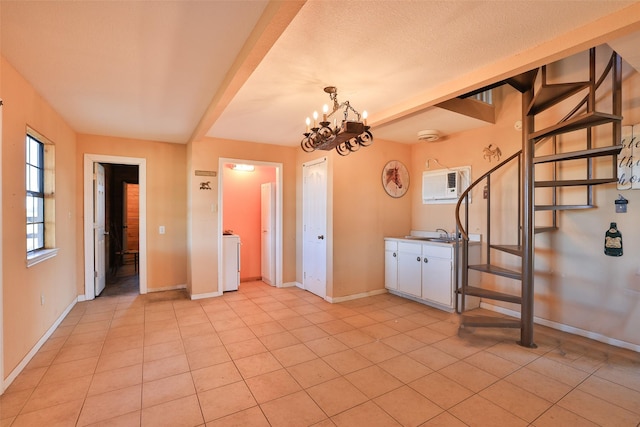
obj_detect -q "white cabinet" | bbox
[397,242,422,297]
[421,244,453,307]
[384,237,479,312]
[384,240,398,290]
[222,235,241,291]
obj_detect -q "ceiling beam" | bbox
[436,98,495,124]
[188,0,306,143]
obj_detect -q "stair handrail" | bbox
[561,51,616,123]
[455,150,521,240]
[455,50,618,242]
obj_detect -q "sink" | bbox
[425,237,456,243]
[403,236,458,243]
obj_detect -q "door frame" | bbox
[218,158,283,289]
[0,99,4,392]
[83,154,147,299]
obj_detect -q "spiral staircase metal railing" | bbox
[454,48,623,348]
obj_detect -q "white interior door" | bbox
[94,163,106,296]
[261,182,276,285]
[302,158,327,299]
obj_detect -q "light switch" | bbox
[159,226,165,234]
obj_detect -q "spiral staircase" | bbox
[454,47,623,348]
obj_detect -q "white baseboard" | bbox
[77,294,87,302]
[326,288,388,304]
[279,281,299,288]
[387,289,456,312]
[190,291,221,300]
[3,298,77,393]
[147,284,187,293]
[480,302,640,353]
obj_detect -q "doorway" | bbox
[218,158,283,290]
[103,166,139,296]
[83,154,147,300]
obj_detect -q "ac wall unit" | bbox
[422,170,459,201]
[422,166,470,204]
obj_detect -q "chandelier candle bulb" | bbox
[323,104,329,121]
[313,111,318,127]
[363,111,368,126]
[305,117,311,133]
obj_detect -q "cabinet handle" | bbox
[393,253,396,257]
[424,257,428,263]
[416,256,421,262]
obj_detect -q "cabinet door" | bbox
[421,255,452,306]
[385,250,398,290]
[397,242,422,297]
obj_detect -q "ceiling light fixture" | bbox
[231,163,255,172]
[417,130,440,142]
[301,86,373,156]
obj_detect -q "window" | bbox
[25,128,57,266]
[472,89,493,105]
[26,135,45,252]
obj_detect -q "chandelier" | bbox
[300,86,373,156]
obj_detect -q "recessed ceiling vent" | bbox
[417,129,440,142]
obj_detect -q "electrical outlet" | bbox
[159,226,165,234]
[41,294,45,305]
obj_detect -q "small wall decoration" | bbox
[199,181,212,190]
[618,124,640,190]
[604,222,623,257]
[382,160,409,198]
[615,194,628,213]
[483,144,502,162]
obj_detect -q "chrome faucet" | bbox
[435,228,450,239]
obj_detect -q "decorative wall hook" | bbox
[483,144,502,162]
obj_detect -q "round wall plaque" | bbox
[382,160,409,198]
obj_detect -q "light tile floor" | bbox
[2,280,640,426]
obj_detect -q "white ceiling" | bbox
[2,1,640,147]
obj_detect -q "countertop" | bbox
[385,231,482,246]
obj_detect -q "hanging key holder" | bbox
[604,222,623,257]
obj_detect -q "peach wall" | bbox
[187,137,296,297]
[529,56,640,347]
[410,85,523,235]
[295,139,412,299]
[76,134,187,292]
[2,57,78,376]
[222,164,276,281]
